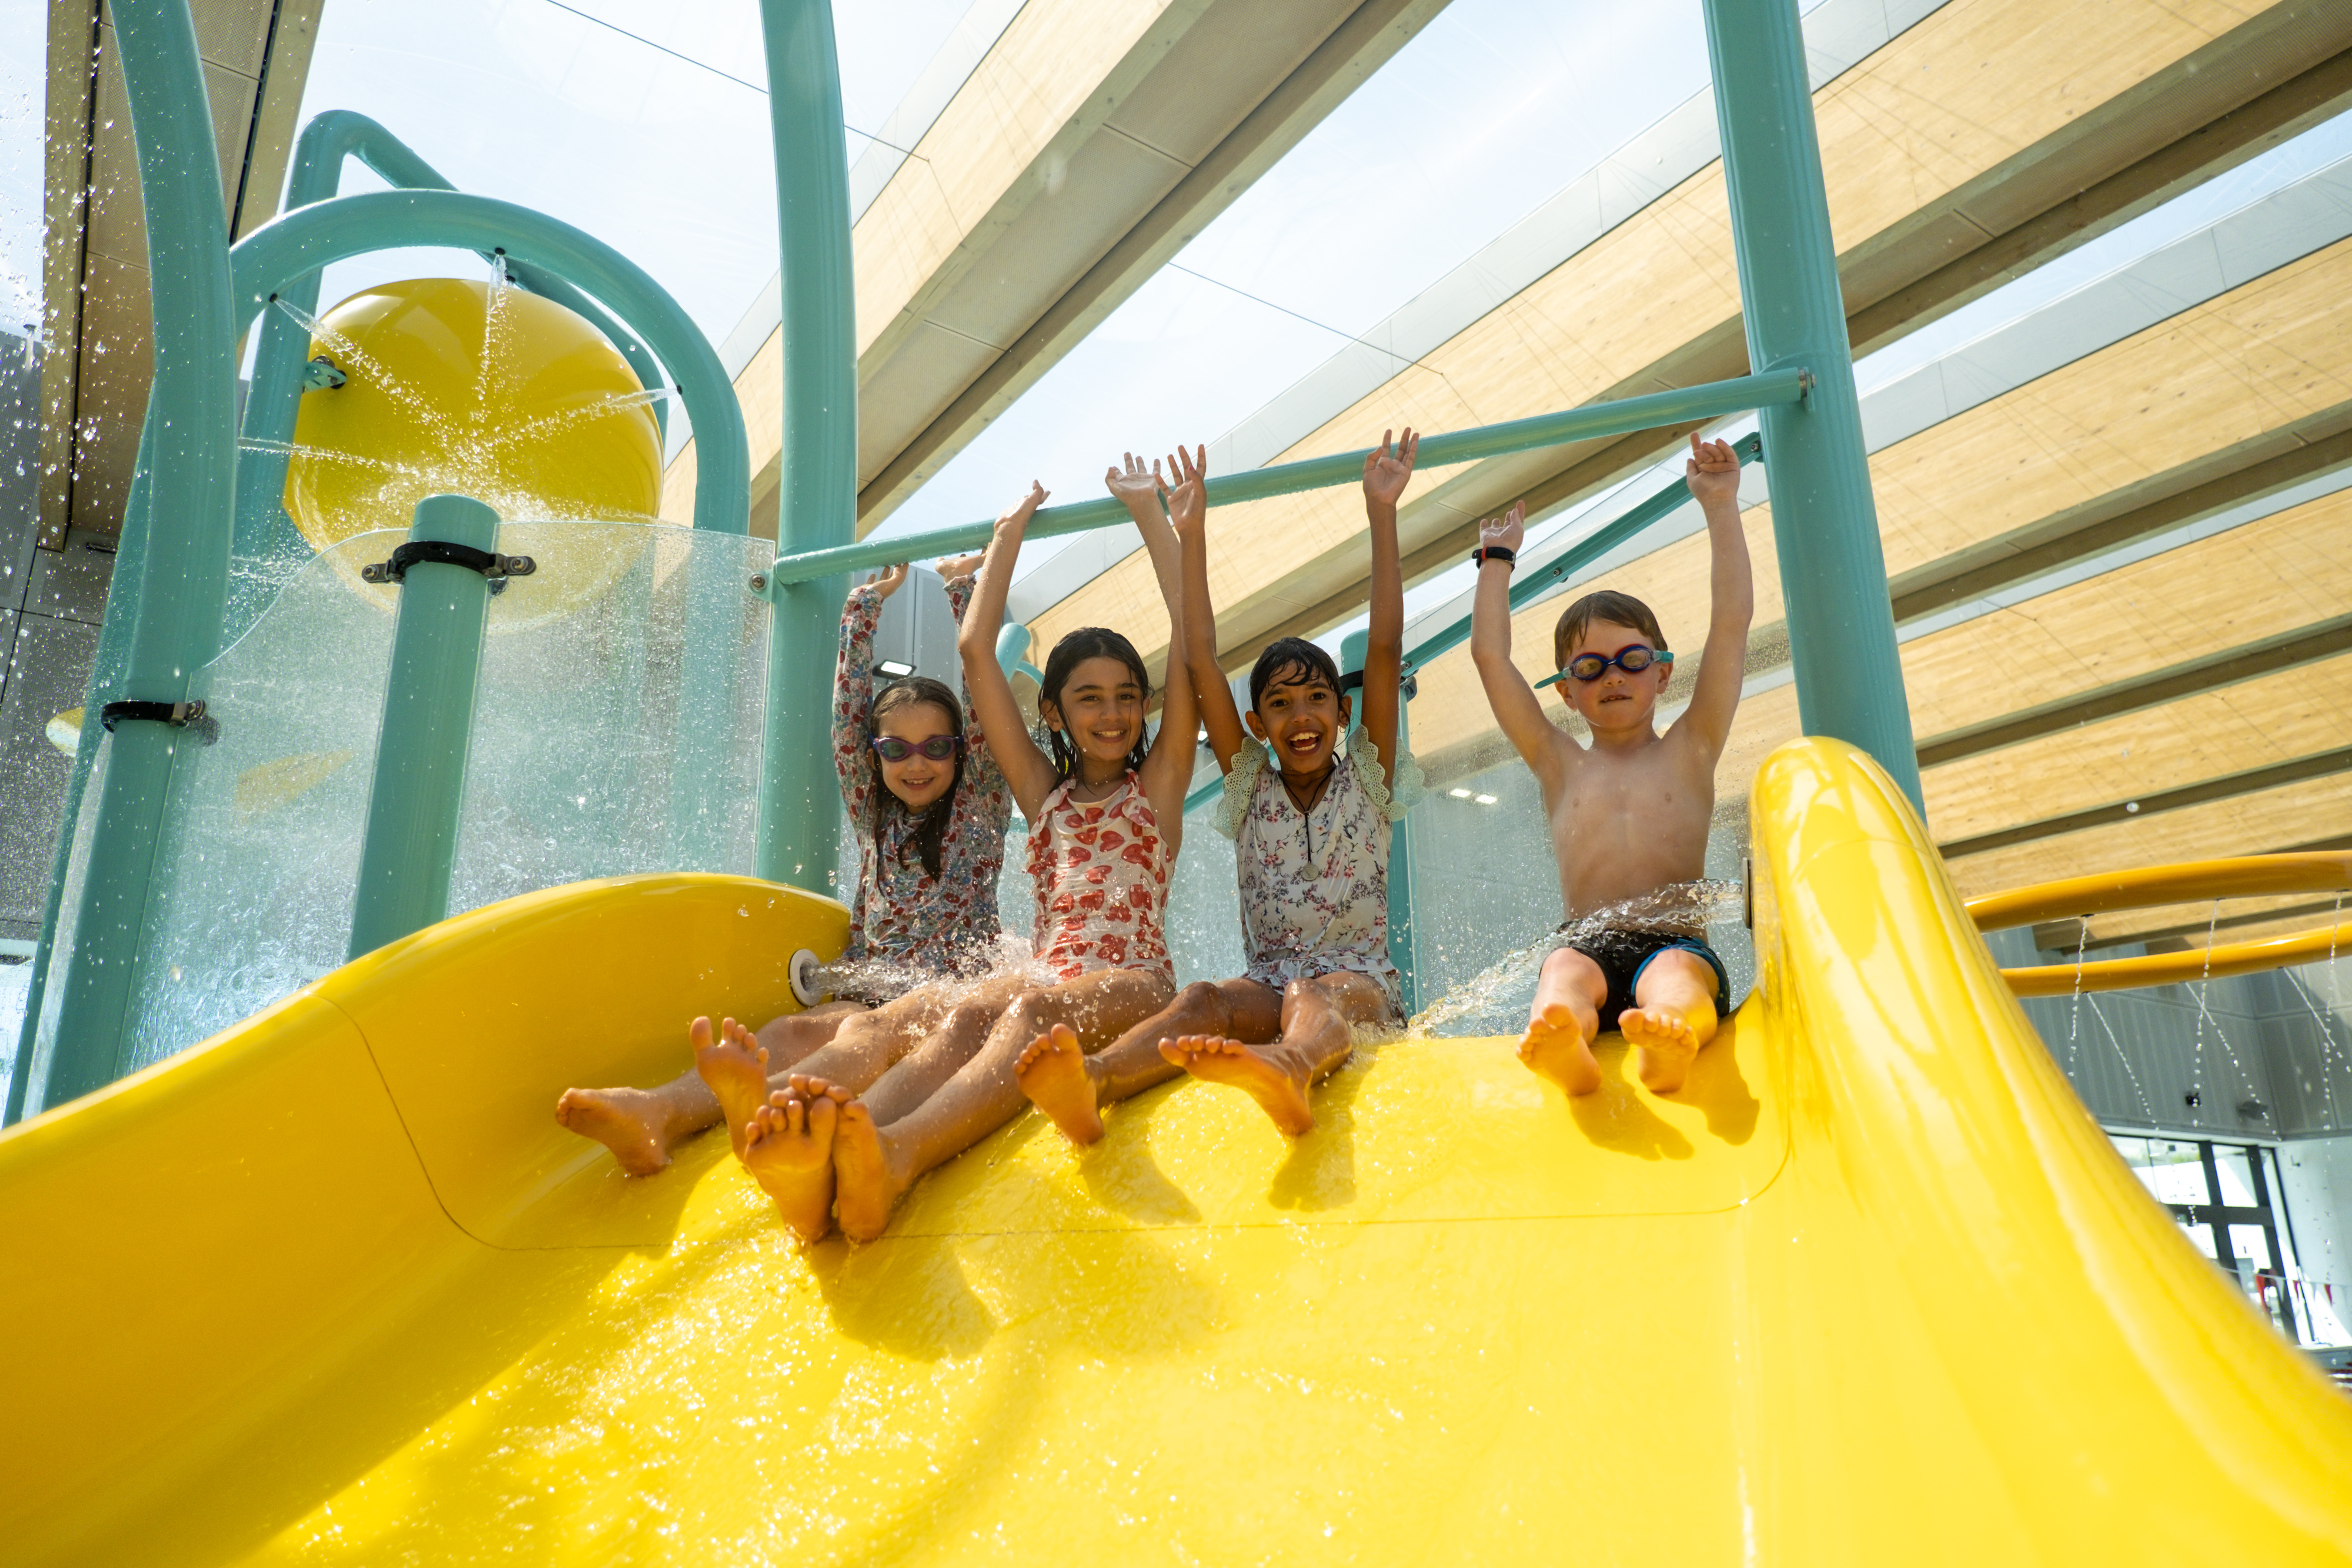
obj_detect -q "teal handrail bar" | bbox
[767,369,1806,588]
[228,189,750,535]
[32,0,242,1113]
[1170,432,1763,819]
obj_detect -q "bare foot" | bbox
[1517,1003,1601,1096]
[1018,1023,1105,1144]
[1622,1005,1711,1095]
[555,1085,675,1176]
[742,1079,849,1244]
[831,1099,918,1242]
[691,1015,771,1159]
[1161,1034,1315,1136]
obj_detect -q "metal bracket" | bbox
[361,540,536,586]
[98,699,219,745]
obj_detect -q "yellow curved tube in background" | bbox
[0,740,2346,1564]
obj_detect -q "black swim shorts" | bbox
[1558,927,1732,1027]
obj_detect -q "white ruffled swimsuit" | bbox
[1214,727,1425,1018]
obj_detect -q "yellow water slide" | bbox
[4,738,2348,1564]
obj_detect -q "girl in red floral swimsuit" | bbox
[727,449,1201,1243]
[556,552,1028,1179]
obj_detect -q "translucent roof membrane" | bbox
[289,0,982,372]
[870,0,1741,556]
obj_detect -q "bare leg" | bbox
[833,970,1175,1241]
[1162,972,1387,1135]
[555,1004,856,1173]
[740,1078,850,1244]
[1518,947,1606,1096]
[1619,949,1720,1094]
[1018,978,1278,1145]
[784,969,1031,1102]
[857,1005,1000,1125]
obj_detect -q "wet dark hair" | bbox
[1037,627,1152,783]
[866,676,963,881]
[1553,589,1668,671]
[1247,636,1344,714]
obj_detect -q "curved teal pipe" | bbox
[34,0,242,1113]
[229,189,749,534]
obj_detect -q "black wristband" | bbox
[1472,546,1516,568]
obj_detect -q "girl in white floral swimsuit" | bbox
[1017,431,1425,1143]
[731,450,1199,1243]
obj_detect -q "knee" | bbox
[943,1002,995,1036]
[1281,977,1327,1011]
[1002,989,1053,1034]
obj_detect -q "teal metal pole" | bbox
[1701,0,1921,810]
[228,189,749,534]
[347,495,502,958]
[5,415,154,1124]
[754,0,857,893]
[35,0,241,1112]
[769,370,1807,587]
[1342,630,1416,1015]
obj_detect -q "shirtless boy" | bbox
[1467,432,1750,1096]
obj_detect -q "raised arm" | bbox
[1467,502,1565,781]
[831,564,906,817]
[1357,428,1415,790]
[1668,433,1753,763]
[957,483,1061,821]
[1121,449,1201,834]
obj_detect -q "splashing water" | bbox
[1407,878,1744,1036]
[270,281,664,531]
[806,932,1047,1004]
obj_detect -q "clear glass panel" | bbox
[115,521,771,1075]
[2227,1223,2276,1271]
[23,729,113,1106]
[449,522,772,912]
[122,534,403,1072]
[2210,1144,2262,1207]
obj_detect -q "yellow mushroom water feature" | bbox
[278,275,670,624]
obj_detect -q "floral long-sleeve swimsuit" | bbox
[1025,771,1176,988]
[832,577,1011,989]
[1212,727,1426,1020]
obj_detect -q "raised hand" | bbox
[1105,452,1162,510]
[867,562,910,599]
[934,550,986,581]
[1160,444,1208,540]
[995,481,1048,539]
[1686,433,1741,510]
[1478,499,1526,556]
[1362,427,1418,509]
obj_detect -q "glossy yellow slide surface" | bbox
[4,740,2348,1564]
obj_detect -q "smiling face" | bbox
[873,700,959,811]
[1043,654,1145,778]
[1245,663,1348,778]
[1559,617,1672,734]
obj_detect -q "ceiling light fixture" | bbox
[876,659,915,677]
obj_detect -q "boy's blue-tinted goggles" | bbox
[1537,644,1674,688]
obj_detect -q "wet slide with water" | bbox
[4,738,2349,1564]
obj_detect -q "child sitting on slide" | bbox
[554,553,1018,1174]
[1468,432,1751,1097]
[1018,433,1424,1140]
[703,454,1200,1242]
